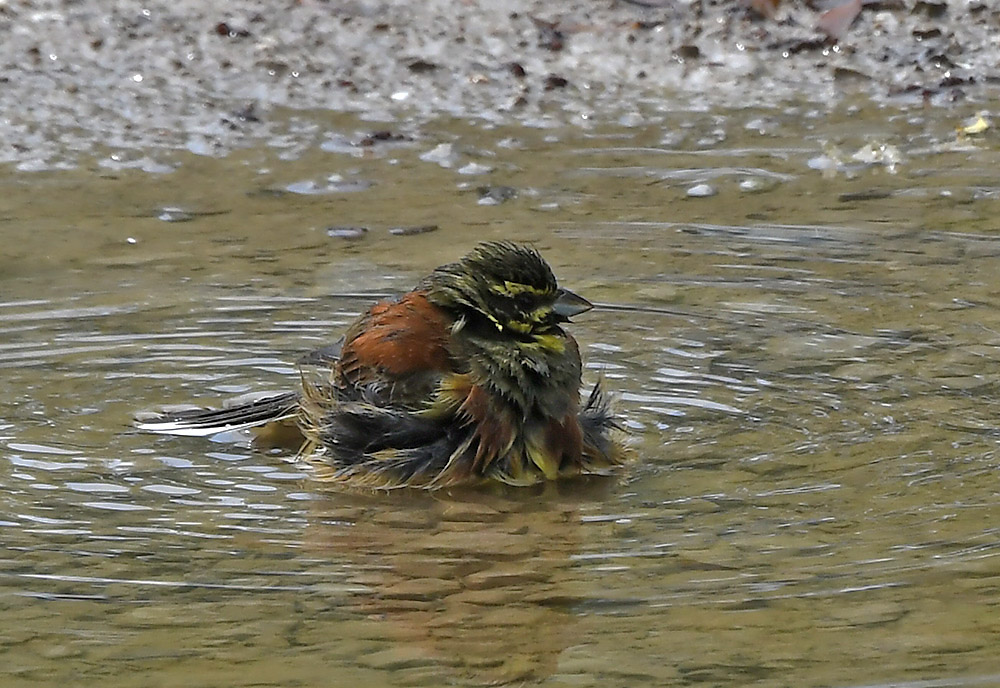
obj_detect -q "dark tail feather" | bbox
[579,382,626,469]
[314,402,447,454]
[134,391,300,437]
[304,399,461,489]
[310,431,469,490]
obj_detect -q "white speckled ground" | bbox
[2,0,997,168]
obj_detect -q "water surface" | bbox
[3,103,1000,687]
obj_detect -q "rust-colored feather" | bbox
[337,291,452,395]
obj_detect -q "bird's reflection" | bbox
[303,478,620,684]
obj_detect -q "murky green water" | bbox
[3,103,1000,687]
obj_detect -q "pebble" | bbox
[389,224,438,236]
[807,154,839,172]
[458,162,493,175]
[326,226,368,239]
[419,142,458,168]
[286,177,373,194]
[156,206,194,222]
[686,183,717,198]
[477,185,517,205]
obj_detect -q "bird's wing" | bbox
[336,291,455,406]
[134,391,300,436]
[297,338,344,367]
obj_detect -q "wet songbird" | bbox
[136,242,625,489]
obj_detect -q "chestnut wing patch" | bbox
[337,292,454,405]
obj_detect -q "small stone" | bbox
[156,206,194,222]
[419,143,458,167]
[839,189,893,202]
[458,162,493,175]
[477,185,516,206]
[407,59,438,73]
[807,154,839,172]
[286,177,373,194]
[686,183,717,198]
[543,74,569,90]
[389,224,438,236]
[326,226,367,239]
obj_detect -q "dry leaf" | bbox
[744,0,781,19]
[816,0,862,39]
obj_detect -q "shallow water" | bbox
[3,102,1000,687]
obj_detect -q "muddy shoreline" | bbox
[2,1,998,170]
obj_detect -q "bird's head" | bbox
[425,242,592,337]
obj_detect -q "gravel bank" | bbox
[2,0,998,169]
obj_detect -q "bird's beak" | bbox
[553,288,593,320]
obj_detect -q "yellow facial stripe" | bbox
[520,333,565,353]
[489,281,553,297]
[484,312,505,331]
[527,306,552,323]
[503,319,562,339]
[505,320,533,334]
